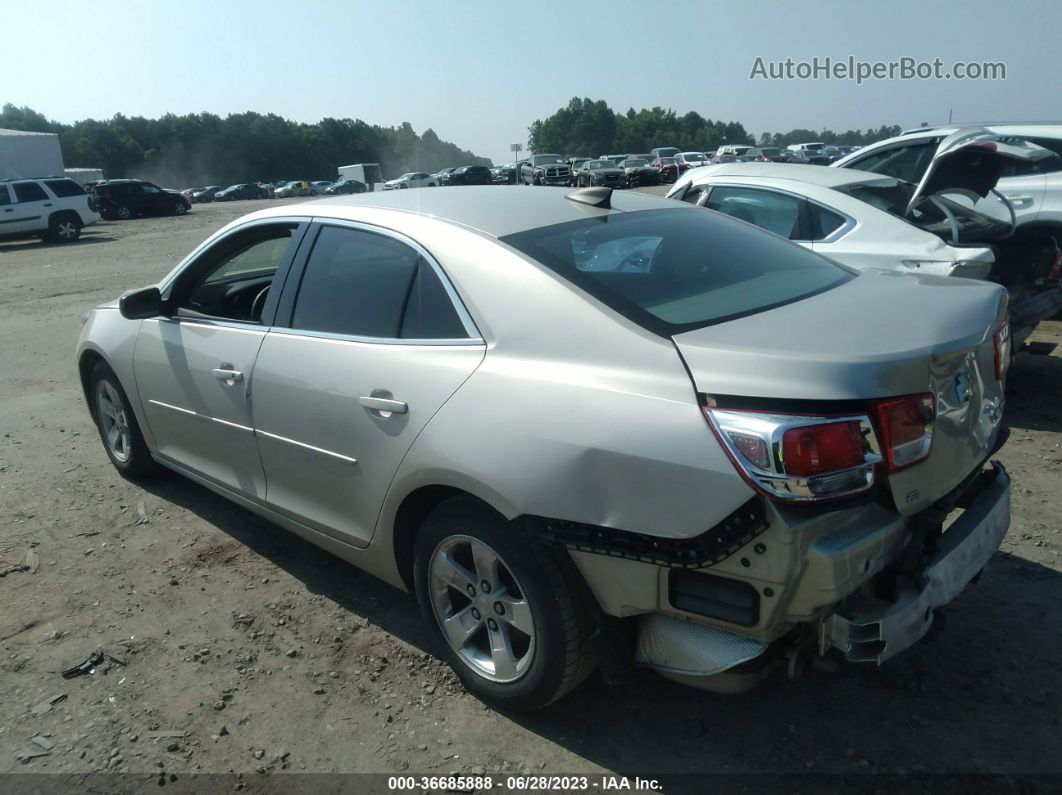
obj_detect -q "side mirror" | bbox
[119,286,164,319]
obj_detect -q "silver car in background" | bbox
[77,186,1012,709]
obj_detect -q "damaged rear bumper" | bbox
[819,460,1010,664]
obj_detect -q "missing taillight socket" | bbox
[870,394,935,472]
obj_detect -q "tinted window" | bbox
[500,208,851,336]
[706,186,803,239]
[845,141,938,183]
[0,185,10,206]
[293,225,420,338]
[44,179,86,197]
[400,262,468,339]
[999,137,1062,176]
[13,182,48,203]
[809,205,847,239]
[140,184,162,194]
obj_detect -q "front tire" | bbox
[413,498,596,711]
[173,202,187,216]
[89,361,159,481]
[115,206,132,220]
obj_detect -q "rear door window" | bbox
[291,225,467,339]
[44,179,86,197]
[843,141,939,183]
[705,186,805,239]
[13,182,48,203]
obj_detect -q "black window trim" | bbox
[273,218,483,346]
[159,217,310,329]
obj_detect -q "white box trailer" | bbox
[337,163,382,191]
[65,167,104,185]
[0,128,64,180]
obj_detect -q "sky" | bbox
[2,0,1060,163]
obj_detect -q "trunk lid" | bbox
[673,269,1007,513]
[906,128,1057,216]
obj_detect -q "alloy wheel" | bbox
[57,221,78,240]
[95,379,131,462]
[428,535,536,683]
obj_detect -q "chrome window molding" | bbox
[266,327,484,347]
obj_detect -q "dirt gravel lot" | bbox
[1,197,1060,791]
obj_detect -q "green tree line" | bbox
[1,104,493,186]
[527,97,902,156]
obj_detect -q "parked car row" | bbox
[668,127,1062,349]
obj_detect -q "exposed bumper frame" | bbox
[819,460,1010,664]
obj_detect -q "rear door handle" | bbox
[212,368,244,383]
[358,396,408,415]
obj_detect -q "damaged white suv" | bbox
[78,186,1011,709]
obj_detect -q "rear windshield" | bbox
[839,178,1006,242]
[500,207,852,336]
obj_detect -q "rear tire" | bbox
[413,497,596,711]
[89,361,160,481]
[48,214,82,242]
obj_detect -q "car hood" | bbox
[593,168,625,176]
[906,128,1057,215]
[671,268,1005,401]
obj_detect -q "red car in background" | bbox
[652,156,679,183]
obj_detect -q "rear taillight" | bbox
[705,409,880,502]
[782,421,865,476]
[993,318,1011,380]
[869,394,934,472]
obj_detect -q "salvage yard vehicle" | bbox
[620,158,660,187]
[576,159,626,188]
[382,173,439,190]
[651,156,679,182]
[324,179,367,195]
[520,154,572,186]
[192,185,225,203]
[0,176,99,243]
[92,179,192,220]
[78,186,1012,710]
[834,123,1062,246]
[214,183,267,201]
[446,165,492,186]
[669,132,1062,347]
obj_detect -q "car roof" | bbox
[683,162,886,189]
[243,185,686,238]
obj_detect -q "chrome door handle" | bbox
[212,368,244,383]
[358,396,408,415]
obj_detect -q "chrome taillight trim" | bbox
[705,409,883,502]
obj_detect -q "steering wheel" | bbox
[250,286,270,321]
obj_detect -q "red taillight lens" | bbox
[994,318,1011,380]
[781,421,864,476]
[871,394,934,472]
